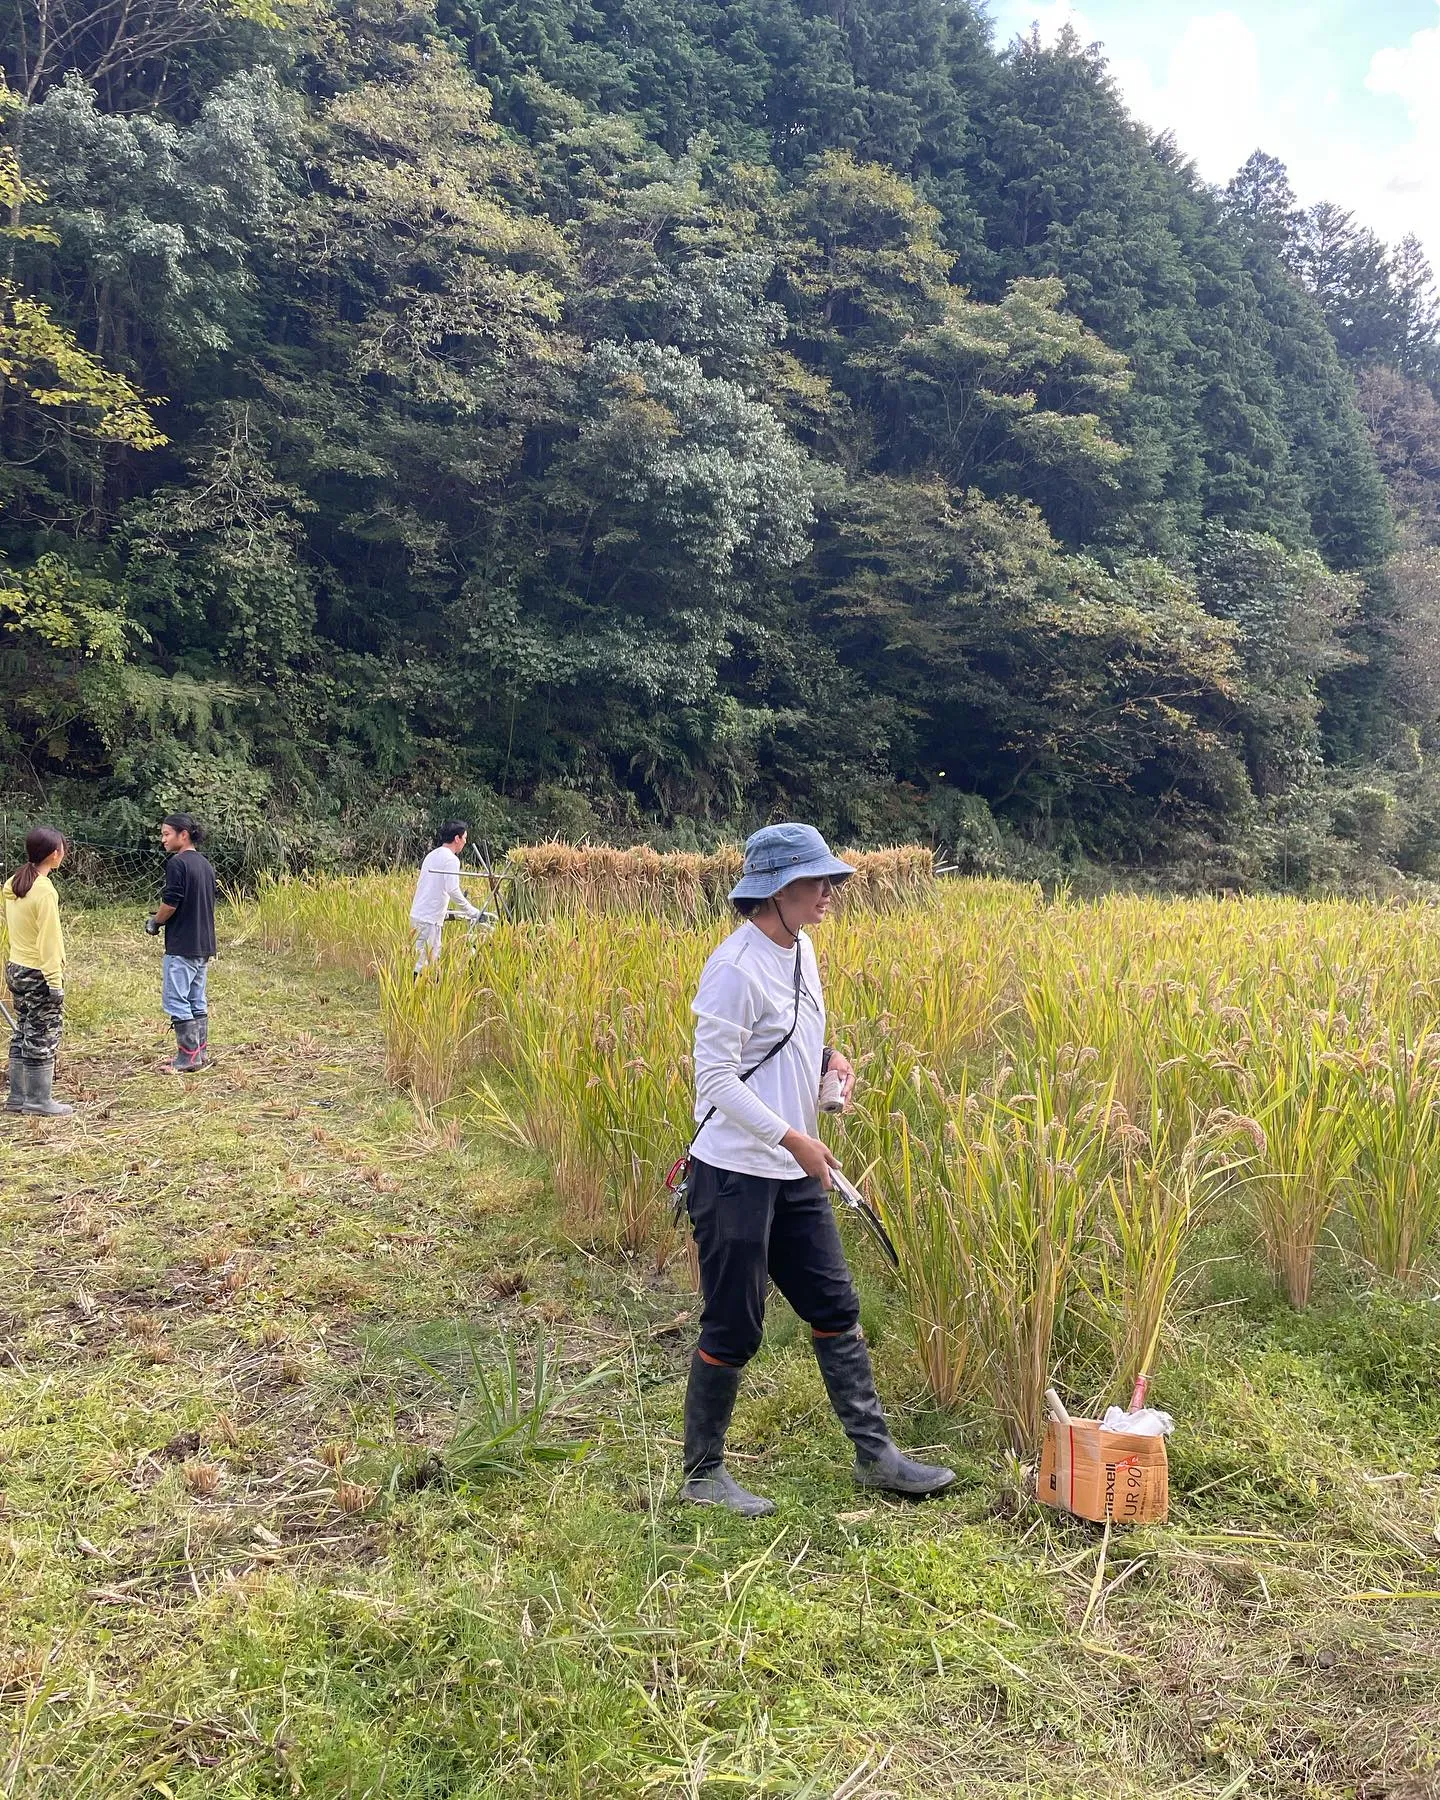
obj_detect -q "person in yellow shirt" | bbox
[3,826,73,1117]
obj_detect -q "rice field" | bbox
[253,856,1440,1458]
[6,879,1440,1796]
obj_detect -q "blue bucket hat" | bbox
[729,823,856,902]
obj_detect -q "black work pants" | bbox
[685,1157,860,1366]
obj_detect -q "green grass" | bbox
[2,910,1439,1797]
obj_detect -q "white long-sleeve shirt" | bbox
[691,922,825,1180]
[409,847,483,925]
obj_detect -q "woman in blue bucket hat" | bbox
[679,822,954,1515]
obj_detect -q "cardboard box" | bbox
[1037,1416,1169,1525]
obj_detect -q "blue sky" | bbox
[984,1,1440,269]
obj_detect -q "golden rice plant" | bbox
[1081,1110,1219,1405]
[824,909,1019,1084]
[577,964,697,1260]
[946,1074,1113,1455]
[1342,1032,1440,1281]
[253,872,412,974]
[584,1034,693,1260]
[840,1041,971,1402]
[856,1057,1115,1451]
[1217,1022,1359,1308]
[470,999,613,1228]
[466,919,705,1258]
[1017,922,1233,1125]
[378,941,494,1107]
[873,1111,979,1409]
[830,846,936,913]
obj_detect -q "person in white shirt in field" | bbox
[678,821,955,1516]
[408,820,488,973]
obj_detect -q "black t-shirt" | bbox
[161,849,217,959]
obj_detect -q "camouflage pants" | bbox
[5,963,64,1064]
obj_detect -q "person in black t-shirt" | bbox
[145,813,218,1073]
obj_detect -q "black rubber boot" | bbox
[194,1012,210,1068]
[5,1046,23,1112]
[20,1057,73,1117]
[812,1328,954,1497]
[165,1018,203,1073]
[680,1351,775,1518]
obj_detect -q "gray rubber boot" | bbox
[194,1012,210,1068]
[5,1046,24,1112]
[20,1058,73,1117]
[812,1327,954,1497]
[680,1352,775,1518]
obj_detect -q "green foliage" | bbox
[0,554,142,779]
[0,286,166,445]
[0,551,132,658]
[1195,527,1361,800]
[398,1326,609,1481]
[0,86,169,474]
[16,71,287,371]
[802,479,1245,846]
[892,276,1131,538]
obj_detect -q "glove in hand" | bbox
[144,915,161,936]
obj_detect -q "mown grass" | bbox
[2,906,1439,1798]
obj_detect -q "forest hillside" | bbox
[3,0,1439,881]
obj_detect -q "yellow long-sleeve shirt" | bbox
[2,872,65,985]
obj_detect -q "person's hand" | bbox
[144,914,161,936]
[826,1049,857,1108]
[781,1129,841,1189]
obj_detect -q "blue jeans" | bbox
[162,955,210,1021]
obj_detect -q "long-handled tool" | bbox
[0,993,16,1034]
[830,1166,900,1269]
[464,841,509,924]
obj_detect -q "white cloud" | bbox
[1364,2,1440,264]
[1001,5,1266,184]
[1367,7,1440,115]
[1109,12,1263,183]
